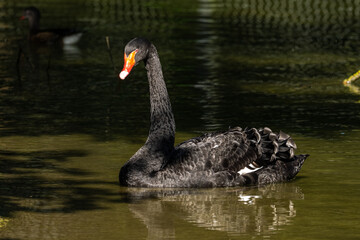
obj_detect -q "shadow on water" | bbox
[0,149,119,218]
[120,183,304,239]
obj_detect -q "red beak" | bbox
[19,16,26,20]
[119,49,138,80]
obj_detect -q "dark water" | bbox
[1,0,360,239]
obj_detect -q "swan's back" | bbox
[152,127,306,188]
[169,127,257,173]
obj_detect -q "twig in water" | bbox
[46,53,52,92]
[15,45,23,92]
[105,36,117,75]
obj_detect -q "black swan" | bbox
[118,37,308,188]
[20,6,83,44]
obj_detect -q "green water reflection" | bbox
[1,0,360,239]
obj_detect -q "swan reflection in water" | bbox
[122,183,304,239]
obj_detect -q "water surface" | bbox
[1,0,360,239]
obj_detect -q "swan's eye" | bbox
[125,49,138,58]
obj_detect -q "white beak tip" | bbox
[119,71,129,80]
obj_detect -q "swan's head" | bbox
[119,37,151,80]
[20,6,41,21]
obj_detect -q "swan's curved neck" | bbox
[144,44,175,154]
[28,17,40,34]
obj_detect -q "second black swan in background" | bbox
[119,37,308,188]
[20,6,83,44]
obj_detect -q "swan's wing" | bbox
[167,127,298,174]
[168,127,259,173]
[149,127,305,188]
[32,32,60,42]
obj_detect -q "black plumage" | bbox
[119,38,308,188]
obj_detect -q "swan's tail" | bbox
[245,127,302,166]
[241,153,308,186]
[283,154,308,180]
[238,127,308,184]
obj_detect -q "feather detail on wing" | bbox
[165,127,260,174]
[163,127,299,177]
